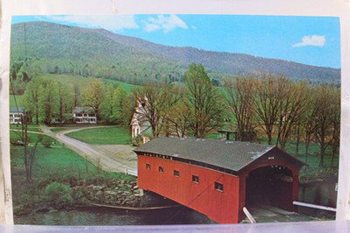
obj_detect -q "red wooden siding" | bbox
[137,154,241,223]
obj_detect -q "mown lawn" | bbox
[10,132,134,217]
[10,124,42,133]
[41,74,137,94]
[10,95,25,108]
[50,127,73,133]
[257,136,338,181]
[66,127,131,145]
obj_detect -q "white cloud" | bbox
[143,15,188,33]
[44,15,138,32]
[292,35,326,48]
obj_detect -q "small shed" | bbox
[135,137,304,223]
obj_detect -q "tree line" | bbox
[22,77,133,126]
[18,63,340,167]
[134,64,340,167]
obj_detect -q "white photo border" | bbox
[1,0,349,224]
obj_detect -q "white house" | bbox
[73,107,97,124]
[9,107,26,124]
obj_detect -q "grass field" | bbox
[10,124,42,133]
[10,74,137,108]
[42,74,137,93]
[10,132,134,216]
[66,127,131,145]
[10,95,25,108]
[50,127,75,133]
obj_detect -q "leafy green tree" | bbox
[23,77,42,124]
[39,79,59,124]
[82,80,105,120]
[57,82,73,122]
[113,86,128,123]
[119,93,136,127]
[184,64,224,138]
[101,84,119,123]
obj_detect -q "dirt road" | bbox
[41,126,137,176]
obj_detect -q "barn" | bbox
[135,137,304,224]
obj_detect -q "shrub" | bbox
[41,136,54,148]
[44,182,73,209]
[132,135,144,146]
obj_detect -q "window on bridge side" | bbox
[173,170,180,177]
[146,163,151,170]
[159,166,164,173]
[192,175,200,184]
[215,182,224,192]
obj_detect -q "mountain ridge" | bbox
[10,21,340,84]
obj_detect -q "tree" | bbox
[165,94,192,137]
[330,88,340,166]
[224,77,256,141]
[113,86,129,124]
[73,84,80,107]
[313,85,338,167]
[133,82,180,137]
[82,80,105,120]
[39,79,59,124]
[253,75,286,145]
[23,78,41,124]
[119,92,136,127]
[275,80,308,149]
[20,113,42,183]
[101,84,118,123]
[57,82,73,123]
[184,64,224,138]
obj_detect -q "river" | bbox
[15,181,336,225]
[15,207,214,225]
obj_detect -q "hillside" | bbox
[11,22,340,84]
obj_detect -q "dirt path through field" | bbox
[40,125,137,176]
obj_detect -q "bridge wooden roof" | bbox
[134,137,304,173]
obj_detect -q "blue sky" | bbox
[12,15,340,68]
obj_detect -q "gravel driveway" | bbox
[41,125,137,176]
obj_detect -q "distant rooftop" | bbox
[135,137,284,172]
[73,107,95,114]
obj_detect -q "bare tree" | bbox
[329,87,340,166]
[224,77,257,141]
[165,92,192,137]
[313,85,338,167]
[21,113,41,183]
[133,82,180,137]
[301,92,318,163]
[253,75,286,145]
[275,81,308,149]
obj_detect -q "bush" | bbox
[44,182,73,209]
[132,135,144,146]
[41,136,54,148]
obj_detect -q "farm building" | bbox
[9,107,26,124]
[73,107,97,124]
[135,137,304,224]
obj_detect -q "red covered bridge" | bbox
[135,137,304,223]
